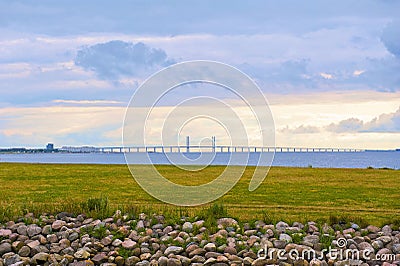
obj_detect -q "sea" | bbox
[0,151,399,169]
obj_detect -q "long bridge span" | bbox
[61,136,364,153]
[93,145,364,153]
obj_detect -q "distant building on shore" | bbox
[46,143,54,151]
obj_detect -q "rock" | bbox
[392,244,400,254]
[68,232,79,242]
[204,257,217,265]
[26,240,40,249]
[62,247,75,256]
[140,253,151,261]
[4,254,21,265]
[101,237,112,246]
[178,255,191,266]
[182,222,193,233]
[16,225,27,236]
[308,224,319,233]
[31,244,49,255]
[41,225,52,235]
[372,240,384,250]
[377,248,392,256]
[224,246,237,255]
[0,229,12,237]
[31,252,49,264]
[71,261,95,266]
[243,257,254,265]
[204,242,217,252]
[343,228,355,235]
[0,243,12,256]
[188,248,206,257]
[303,235,320,245]
[367,225,380,233]
[18,246,30,257]
[382,225,392,236]
[217,218,238,227]
[121,239,136,250]
[125,256,140,266]
[47,234,58,243]
[164,246,183,256]
[358,242,374,253]
[351,224,360,230]
[74,249,91,259]
[26,224,42,237]
[59,238,71,249]
[112,239,122,246]
[136,260,150,266]
[377,236,392,245]
[115,256,124,266]
[158,256,168,266]
[280,233,292,243]
[92,252,108,264]
[11,241,24,252]
[252,258,276,266]
[167,258,181,266]
[352,236,364,244]
[205,252,222,259]
[191,255,205,263]
[274,240,287,249]
[136,220,145,230]
[276,221,289,232]
[52,220,66,231]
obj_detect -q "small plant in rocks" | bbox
[291,232,306,244]
[79,225,94,237]
[111,230,126,241]
[117,247,133,259]
[129,220,138,230]
[215,236,227,246]
[93,224,108,239]
[320,234,335,250]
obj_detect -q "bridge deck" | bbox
[94,145,364,153]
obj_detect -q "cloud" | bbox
[326,118,364,133]
[353,70,365,76]
[381,20,400,59]
[279,125,320,134]
[320,72,334,79]
[326,106,400,133]
[52,99,124,105]
[74,41,175,79]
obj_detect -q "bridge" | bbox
[61,136,365,153]
[95,145,364,153]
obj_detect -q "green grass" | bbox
[0,163,399,226]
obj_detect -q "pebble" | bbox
[182,222,193,232]
[164,246,183,256]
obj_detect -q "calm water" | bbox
[0,151,398,169]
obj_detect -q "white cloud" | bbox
[326,106,400,133]
[353,70,365,76]
[52,99,124,105]
[320,72,334,79]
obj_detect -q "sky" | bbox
[0,0,399,149]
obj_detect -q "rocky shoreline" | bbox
[0,212,399,266]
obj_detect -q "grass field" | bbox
[1,163,400,226]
